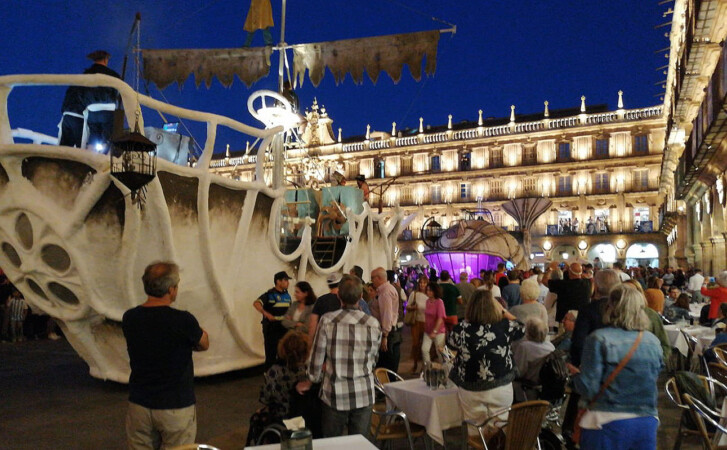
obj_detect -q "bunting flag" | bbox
[141,29,440,90]
[292,30,440,87]
[141,47,273,89]
[501,197,553,261]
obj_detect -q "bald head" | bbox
[371,267,387,287]
[142,261,180,298]
[569,263,583,278]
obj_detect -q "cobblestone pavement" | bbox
[0,327,698,449]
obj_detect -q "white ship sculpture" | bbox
[0,73,404,382]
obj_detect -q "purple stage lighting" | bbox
[424,252,503,277]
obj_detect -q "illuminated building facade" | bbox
[211,96,667,269]
[660,0,727,273]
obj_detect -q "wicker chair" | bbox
[370,385,427,450]
[461,400,549,450]
[683,393,727,449]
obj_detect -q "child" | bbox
[7,290,27,342]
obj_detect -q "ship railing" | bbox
[0,74,281,171]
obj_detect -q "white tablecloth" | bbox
[690,303,706,319]
[245,434,377,449]
[664,324,715,356]
[383,378,461,445]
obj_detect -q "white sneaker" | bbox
[48,333,61,340]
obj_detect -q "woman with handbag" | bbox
[571,284,663,449]
[406,276,429,374]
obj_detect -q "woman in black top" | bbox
[447,290,524,436]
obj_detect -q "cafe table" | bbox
[383,378,462,446]
[244,434,377,449]
[664,324,715,357]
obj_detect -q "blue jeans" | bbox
[321,402,371,438]
[580,416,657,450]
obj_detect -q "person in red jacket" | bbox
[701,271,727,320]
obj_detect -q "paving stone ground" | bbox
[0,327,698,449]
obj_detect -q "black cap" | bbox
[355,175,366,182]
[274,271,292,282]
[87,50,110,62]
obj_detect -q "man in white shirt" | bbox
[612,261,631,282]
[688,269,705,302]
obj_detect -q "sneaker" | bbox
[48,333,61,341]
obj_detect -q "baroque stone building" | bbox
[211,95,668,268]
[660,0,727,274]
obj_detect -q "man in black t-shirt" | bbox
[253,271,292,368]
[544,262,592,322]
[122,262,209,450]
[307,272,343,345]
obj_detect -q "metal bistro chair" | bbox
[680,330,703,373]
[169,445,220,450]
[461,400,549,450]
[709,363,727,388]
[666,375,727,449]
[374,368,405,388]
[683,393,727,449]
[713,346,727,367]
[370,384,427,450]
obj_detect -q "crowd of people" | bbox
[116,256,727,449]
[247,259,727,448]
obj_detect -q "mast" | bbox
[272,0,287,189]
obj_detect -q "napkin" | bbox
[283,416,306,431]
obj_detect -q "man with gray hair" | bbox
[302,275,382,437]
[122,262,209,449]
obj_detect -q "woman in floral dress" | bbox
[447,289,523,436]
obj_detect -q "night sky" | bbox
[1,0,668,154]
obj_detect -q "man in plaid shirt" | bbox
[302,275,382,438]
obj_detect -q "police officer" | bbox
[253,271,292,368]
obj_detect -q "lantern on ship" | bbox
[110,124,157,192]
[421,217,443,248]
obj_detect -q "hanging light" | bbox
[110,123,157,193]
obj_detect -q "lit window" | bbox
[557,176,572,195]
[524,178,536,196]
[460,183,470,199]
[431,185,442,203]
[490,149,503,168]
[490,180,503,197]
[594,173,610,193]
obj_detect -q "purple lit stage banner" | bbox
[424,252,503,276]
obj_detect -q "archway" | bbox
[587,243,618,265]
[625,243,659,268]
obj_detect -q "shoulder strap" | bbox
[586,331,643,408]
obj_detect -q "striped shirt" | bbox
[308,307,382,411]
[8,296,27,321]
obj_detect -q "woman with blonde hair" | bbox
[447,289,523,435]
[572,284,663,448]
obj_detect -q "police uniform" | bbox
[256,286,291,368]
